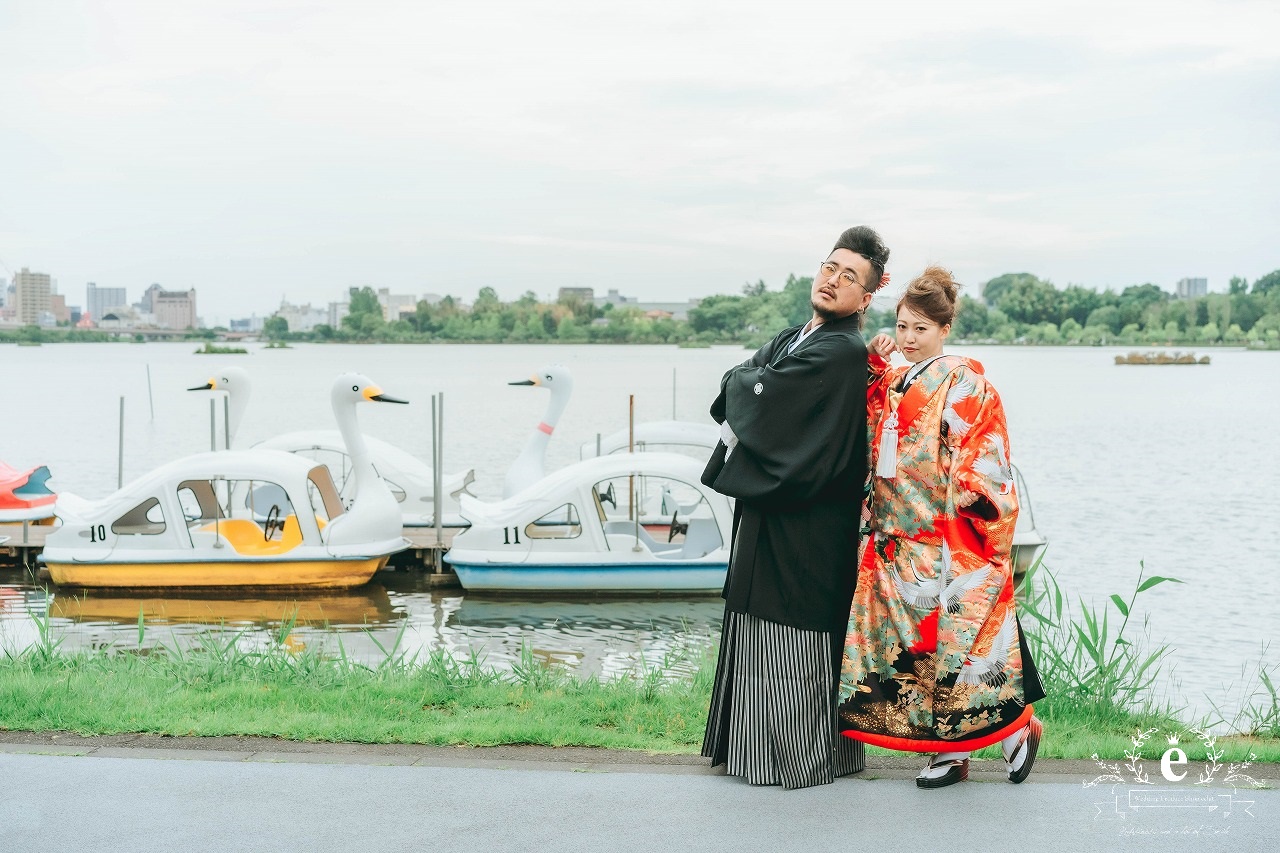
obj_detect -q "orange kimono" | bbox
[838,354,1043,752]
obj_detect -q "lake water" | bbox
[1,342,1277,719]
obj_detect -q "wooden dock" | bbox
[0,522,463,587]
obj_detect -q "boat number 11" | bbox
[501,527,522,545]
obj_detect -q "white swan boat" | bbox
[190,366,474,526]
[41,374,410,588]
[447,453,732,592]
[579,421,721,461]
[0,461,57,522]
[505,363,719,495]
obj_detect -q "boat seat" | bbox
[675,517,722,560]
[602,520,681,554]
[198,515,305,556]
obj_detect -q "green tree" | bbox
[1085,305,1123,334]
[994,276,1062,325]
[982,273,1039,307]
[1251,269,1280,295]
[263,316,289,339]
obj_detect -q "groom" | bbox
[701,225,888,789]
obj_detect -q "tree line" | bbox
[7,268,1277,348]
[263,269,1280,349]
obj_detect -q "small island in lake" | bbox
[195,342,248,355]
[1114,351,1210,365]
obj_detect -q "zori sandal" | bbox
[1005,715,1043,784]
[916,755,969,789]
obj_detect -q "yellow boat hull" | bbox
[49,586,395,625]
[45,557,388,589]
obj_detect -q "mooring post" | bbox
[117,396,126,489]
[209,399,217,452]
[146,364,155,421]
[432,393,443,565]
[223,395,231,450]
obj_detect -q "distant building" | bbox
[153,289,198,329]
[137,283,164,314]
[1176,277,1207,299]
[86,283,128,325]
[12,268,53,326]
[274,300,327,333]
[376,288,417,321]
[229,315,265,333]
[594,288,700,321]
[328,301,350,328]
[558,287,595,303]
[50,294,70,325]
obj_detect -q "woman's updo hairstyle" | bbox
[897,265,960,327]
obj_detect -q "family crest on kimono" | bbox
[837,266,1045,789]
[700,226,891,790]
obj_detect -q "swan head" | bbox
[188,366,251,395]
[331,372,408,407]
[509,363,574,394]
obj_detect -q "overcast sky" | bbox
[2,0,1277,323]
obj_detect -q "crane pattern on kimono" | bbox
[956,610,1018,688]
[972,435,1015,496]
[892,541,992,615]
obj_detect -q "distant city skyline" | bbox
[2,1,1277,326]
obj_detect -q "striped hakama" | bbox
[702,610,865,789]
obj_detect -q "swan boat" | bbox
[578,420,1049,575]
[447,452,732,592]
[191,367,475,526]
[0,461,57,522]
[579,421,721,461]
[40,374,410,588]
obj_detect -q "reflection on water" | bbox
[47,585,397,627]
[0,568,722,680]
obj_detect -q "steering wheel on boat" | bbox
[667,511,688,542]
[263,504,282,541]
[599,483,617,509]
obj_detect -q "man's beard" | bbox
[810,296,849,322]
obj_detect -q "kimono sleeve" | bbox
[707,333,867,506]
[943,369,1019,552]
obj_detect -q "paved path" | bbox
[1,735,1276,852]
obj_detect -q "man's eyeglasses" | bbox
[818,261,864,290]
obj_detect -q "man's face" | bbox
[810,248,875,320]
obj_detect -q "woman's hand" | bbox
[868,333,896,358]
[956,489,982,508]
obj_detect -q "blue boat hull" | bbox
[448,561,728,592]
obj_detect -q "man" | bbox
[701,225,889,789]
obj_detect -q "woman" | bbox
[838,266,1045,789]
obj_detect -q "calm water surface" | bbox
[1,342,1277,717]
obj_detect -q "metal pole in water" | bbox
[223,395,231,450]
[595,432,602,458]
[630,394,641,549]
[432,393,443,545]
[146,364,155,421]
[117,396,125,489]
[209,399,216,452]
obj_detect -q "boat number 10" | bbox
[88,524,108,542]
[501,527,522,545]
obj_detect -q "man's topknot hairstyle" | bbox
[831,226,890,291]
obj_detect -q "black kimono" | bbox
[700,313,871,789]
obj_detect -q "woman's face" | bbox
[895,306,950,363]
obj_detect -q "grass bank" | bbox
[1,567,1277,762]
